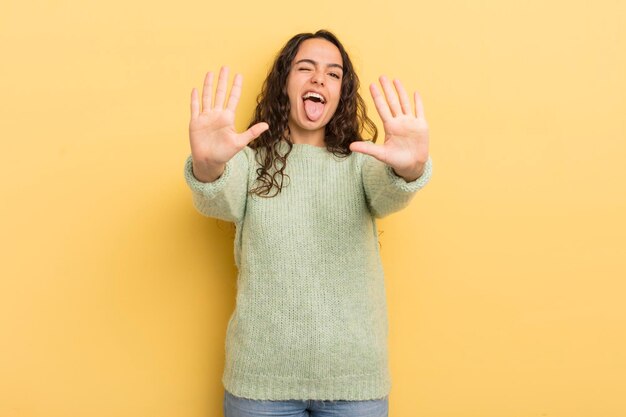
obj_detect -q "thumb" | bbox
[239,122,269,145]
[349,141,387,163]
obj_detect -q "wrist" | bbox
[392,162,425,182]
[192,159,226,183]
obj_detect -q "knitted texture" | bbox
[184,141,432,401]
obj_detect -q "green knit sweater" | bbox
[184,140,432,401]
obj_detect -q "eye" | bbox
[329,72,341,79]
[299,66,312,71]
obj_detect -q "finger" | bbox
[414,91,426,119]
[370,83,392,123]
[349,141,387,163]
[238,122,269,145]
[226,73,243,112]
[202,71,214,112]
[191,87,199,119]
[379,75,402,117]
[393,79,412,116]
[214,66,229,109]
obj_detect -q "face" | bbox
[285,38,344,138]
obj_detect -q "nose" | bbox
[311,70,325,86]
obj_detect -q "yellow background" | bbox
[1,0,625,416]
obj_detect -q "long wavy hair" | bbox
[248,29,378,197]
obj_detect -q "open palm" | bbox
[349,76,430,181]
[189,67,268,174]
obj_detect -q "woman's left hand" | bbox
[349,76,430,182]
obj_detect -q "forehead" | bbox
[294,38,343,67]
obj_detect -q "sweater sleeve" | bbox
[361,154,433,219]
[183,148,249,223]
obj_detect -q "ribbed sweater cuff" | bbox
[184,155,233,199]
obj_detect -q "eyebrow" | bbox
[294,58,344,71]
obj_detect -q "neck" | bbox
[287,123,325,147]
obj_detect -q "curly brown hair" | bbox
[248,29,378,197]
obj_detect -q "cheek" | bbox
[285,76,298,99]
[285,86,299,108]
[330,87,342,110]
[332,82,342,100]
[288,81,304,103]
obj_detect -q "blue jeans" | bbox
[223,390,389,417]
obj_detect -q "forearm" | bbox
[184,150,249,223]
[362,154,433,218]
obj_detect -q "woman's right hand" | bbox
[189,66,269,182]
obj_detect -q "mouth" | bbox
[302,91,326,122]
[302,91,327,104]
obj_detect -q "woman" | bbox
[185,29,432,417]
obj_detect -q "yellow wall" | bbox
[1,0,625,415]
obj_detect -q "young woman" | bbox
[185,30,432,417]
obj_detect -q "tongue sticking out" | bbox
[304,99,324,122]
